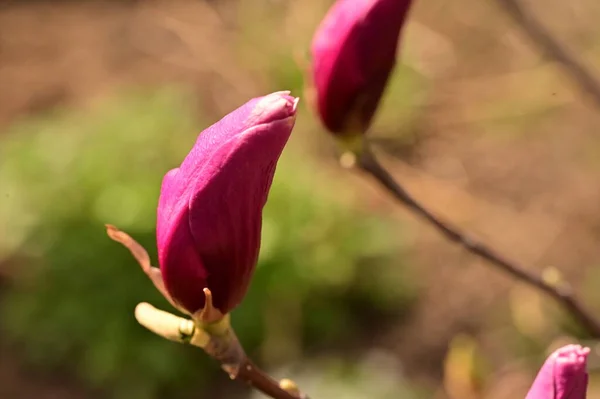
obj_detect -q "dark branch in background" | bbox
[355,144,600,337]
[495,0,600,110]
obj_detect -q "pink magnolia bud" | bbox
[310,0,413,136]
[156,92,299,315]
[525,344,589,399]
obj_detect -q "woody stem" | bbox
[235,359,305,399]
[355,144,600,337]
[203,325,305,399]
[133,302,306,399]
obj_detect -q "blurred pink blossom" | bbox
[311,0,413,136]
[526,344,589,399]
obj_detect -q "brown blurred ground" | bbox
[1,0,600,398]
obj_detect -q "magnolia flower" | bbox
[525,344,589,399]
[155,91,299,317]
[310,0,413,136]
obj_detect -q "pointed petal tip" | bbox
[292,96,300,112]
[105,223,121,240]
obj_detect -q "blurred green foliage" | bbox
[0,88,418,398]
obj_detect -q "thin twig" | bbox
[134,302,305,399]
[495,0,600,110]
[237,359,307,399]
[107,226,308,399]
[355,145,600,337]
[228,359,303,399]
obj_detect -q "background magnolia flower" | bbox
[525,344,589,399]
[156,91,299,315]
[310,0,413,136]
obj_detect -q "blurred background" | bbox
[1,0,600,398]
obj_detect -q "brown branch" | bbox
[108,226,308,399]
[236,360,307,399]
[134,302,306,399]
[355,145,600,337]
[495,0,600,110]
